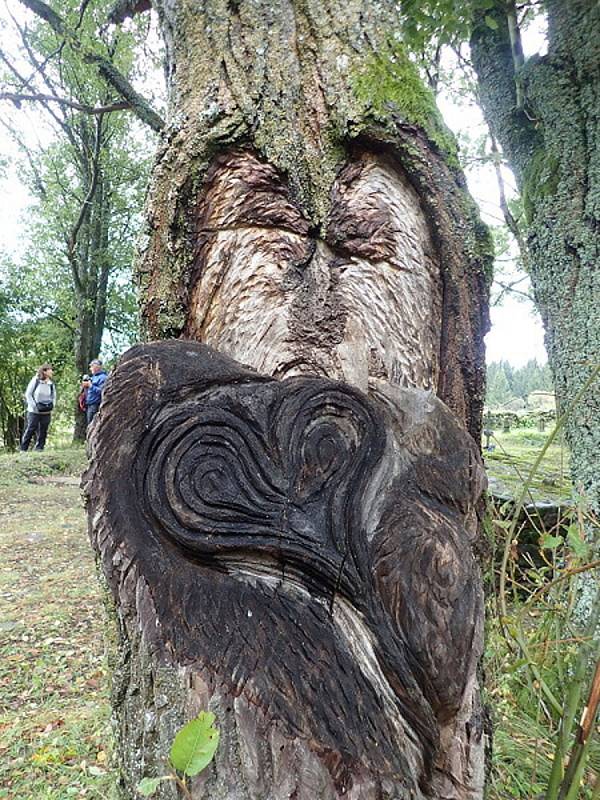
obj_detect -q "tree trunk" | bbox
[86,2,492,798]
[73,170,110,442]
[471,0,600,511]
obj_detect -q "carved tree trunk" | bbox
[85,2,491,798]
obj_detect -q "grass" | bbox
[483,425,600,799]
[0,447,117,800]
[0,432,597,799]
[483,427,572,503]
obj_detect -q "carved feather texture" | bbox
[85,340,485,797]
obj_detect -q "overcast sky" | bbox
[0,9,549,368]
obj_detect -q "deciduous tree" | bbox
[1,0,155,436]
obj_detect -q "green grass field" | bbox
[0,434,596,799]
[0,447,117,800]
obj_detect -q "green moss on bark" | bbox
[351,43,458,165]
[522,148,560,222]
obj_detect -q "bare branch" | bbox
[493,278,532,305]
[489,132,528,261]
[506,0,525,108]
[17,0,165,132]
[0,91,131,115]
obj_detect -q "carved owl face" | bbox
[184,150,442,393]
[86,340,484,795]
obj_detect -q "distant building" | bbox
[500,397,526,412]
[527,390,556,411]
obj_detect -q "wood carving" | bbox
[88,2,492,796]
[184,150,441,391]
[85,340,485,799]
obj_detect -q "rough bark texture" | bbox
[85,341,486,799]
[138,0,491,439]
[88,1,492,798]
[471,0,600,510]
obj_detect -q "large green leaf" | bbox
[169,711,220,777]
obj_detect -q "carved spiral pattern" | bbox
[136,380,385,588]
[89,342,485,795]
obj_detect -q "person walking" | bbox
[82,358,108,426]
[21,364,56,452]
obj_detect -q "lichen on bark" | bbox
[471,1,600,511]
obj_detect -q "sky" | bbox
[434,99,549,367]
[0,8,549,368]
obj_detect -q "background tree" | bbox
[471,1,599,509]
[486,358,553,406]
[0,283,72,449]
[0,0,157,438]
[400,0,600,511]
[486,360,514,406]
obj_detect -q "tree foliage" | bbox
[0,283,72,449]
[486,358,553,407]
[0,0,159,440]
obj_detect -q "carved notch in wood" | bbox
[86,340,485,798]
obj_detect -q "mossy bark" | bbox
[139,0,491,440]
[471,0,600,511]
[91,2,492,798]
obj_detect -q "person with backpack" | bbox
[82,358,108,425]
[21,364,56,452]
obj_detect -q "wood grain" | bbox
[85,340,486,799]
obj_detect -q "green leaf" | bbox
[484,15,499,30]
[169,711,220,777]
[540,534,563,550]
[566,523,588,558]
[137,777,164,797]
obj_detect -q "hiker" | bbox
[21,364,56,452]
[82,359,108,425]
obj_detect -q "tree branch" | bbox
[493,278,533,304]
[66,116,104,292]
[108,0,151,25]
[0,115,47,199]
[84,54,164,132]
[470,3,538,182]
[45,311,76,333]
[0,46,73,142]
[17,0,165,132]
[17,0,65,34]
[506,0,525,108]
[489,132,528,261]
[0,91,131,115]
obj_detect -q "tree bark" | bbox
[471,0,600,511]
[86,2,492,798]
[73,165,112,441]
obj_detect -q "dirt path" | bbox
[0,450,116,799]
